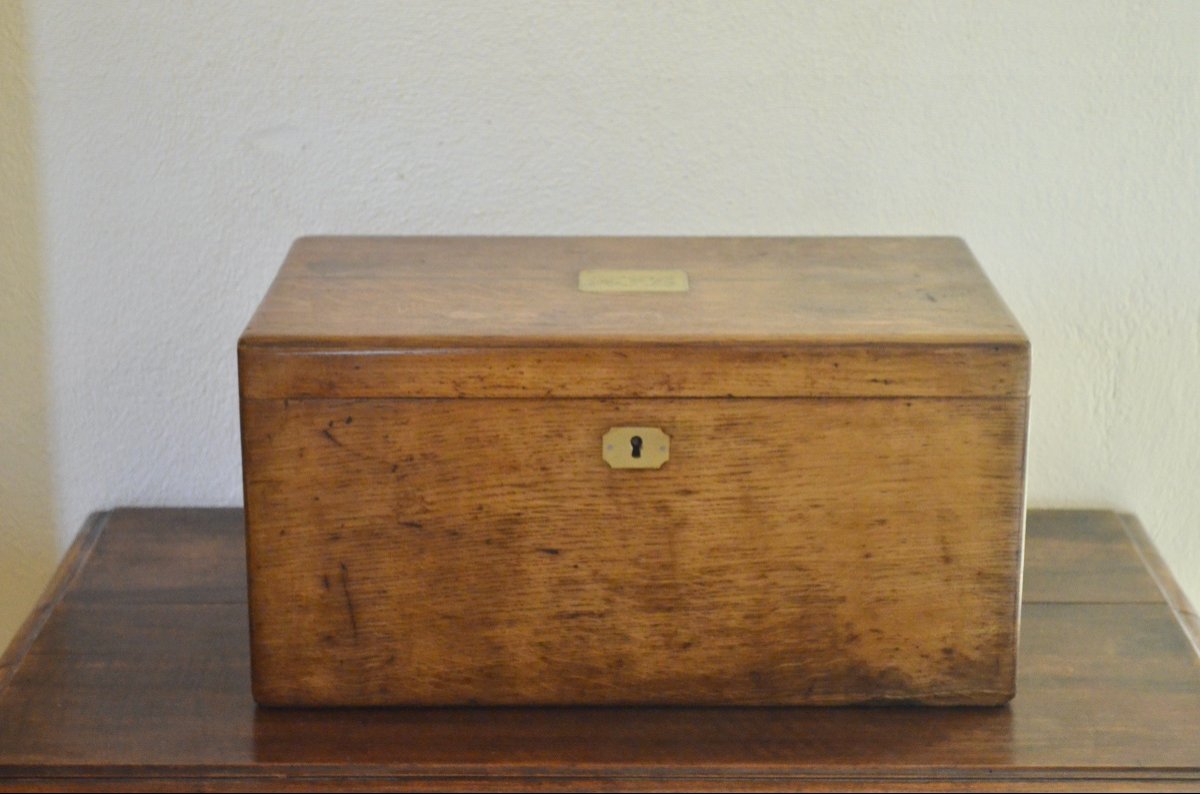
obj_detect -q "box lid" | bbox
[238,236,1029,399]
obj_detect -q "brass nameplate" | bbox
[578,269,689,293]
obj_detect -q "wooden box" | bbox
[239,236,1030,707]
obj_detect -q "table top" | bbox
[1,508,1198,792]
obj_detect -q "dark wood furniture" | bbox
[1,508,1198,791]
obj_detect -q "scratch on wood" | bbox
[339,562,358,638]
[321,427,397,471]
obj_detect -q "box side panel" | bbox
[242,397,1026,706]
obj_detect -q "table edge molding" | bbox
[1120,513,1200,661]
[0,511,111,692]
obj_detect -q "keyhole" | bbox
[630,435,643,459]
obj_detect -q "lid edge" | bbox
[239,342,1030,400]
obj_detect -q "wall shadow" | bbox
[0,0,60,648]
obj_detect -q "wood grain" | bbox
[238,342,1030,400]
[242,396,1027,706]
[238,237,1029,399]
[1020,510,1165,604]
[2,509,1200,791]
[238,236,1031,708]
[243,237,1027,345]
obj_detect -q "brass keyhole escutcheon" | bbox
[603,427,669,469]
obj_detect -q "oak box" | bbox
[238,236,1030,706]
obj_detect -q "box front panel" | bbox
[242,397,1026,706]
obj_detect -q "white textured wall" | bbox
[6,0,1198,646]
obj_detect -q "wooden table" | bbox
[1,509,1198,792]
